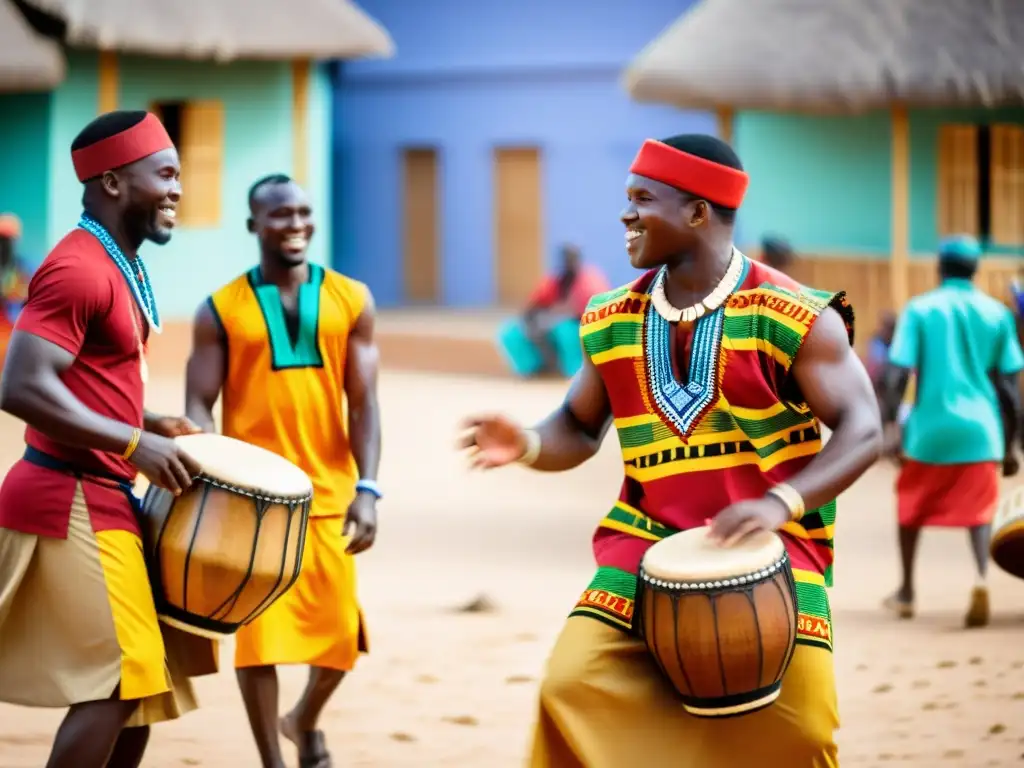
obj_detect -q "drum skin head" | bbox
[642,526,785,582]
[174,433,313,497]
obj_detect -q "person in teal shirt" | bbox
[881,235,1023,628]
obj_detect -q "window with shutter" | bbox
[937,124,979,238]
[150,100,225,228]
[989,124,1024,247]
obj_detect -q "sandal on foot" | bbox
[280,716,333,768]
[965,586,990,629]
[882,593,914,619]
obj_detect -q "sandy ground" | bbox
[1,369,1024,767]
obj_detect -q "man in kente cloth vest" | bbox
[0,111,216,768]
[460,134,883,767]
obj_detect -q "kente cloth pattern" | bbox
[571,256,854,652]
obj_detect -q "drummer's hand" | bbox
[130,432,203,497]
[707,497,790,548]
[343,493,377,555]
[146,414,202,438]
[457,414,527,469]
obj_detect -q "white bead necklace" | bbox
[650,248,744,323]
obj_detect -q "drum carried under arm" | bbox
[990,485,1024,581]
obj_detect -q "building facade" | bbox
[332,0,716,308]
[737,107,1024,260]
[0,51,334,320]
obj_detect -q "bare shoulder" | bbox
[191,297,225,344]
[799,306,856,365]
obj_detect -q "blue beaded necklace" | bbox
[78,213,161,333]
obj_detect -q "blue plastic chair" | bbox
[497,317,583,378]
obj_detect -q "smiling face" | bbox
[113,147,181,247]
[248,180,314,267]
[621,173,707,270]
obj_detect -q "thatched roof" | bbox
[624,0,1024,114]
[0,0,64,91]
[19,0,394,62]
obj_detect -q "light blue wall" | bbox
[47,51,100,249]
[334,0,715,307]
[0,91,52,265]
[734,111,893,257]
[43,51,332,320]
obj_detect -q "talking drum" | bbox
[140,433,314,639]
[637,526,799,718]
[990,485,1024,581]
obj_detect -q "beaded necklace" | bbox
[77,213,162,334]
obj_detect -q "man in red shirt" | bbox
[0,110,211,768]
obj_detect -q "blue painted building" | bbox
[333,0,717,308]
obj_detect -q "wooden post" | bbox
[890,106,910,311]
[97,51,119,114]
[716,107,734,146]
[291,60,311,188]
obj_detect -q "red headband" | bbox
[72,113,174,183]
[629,139,749,209]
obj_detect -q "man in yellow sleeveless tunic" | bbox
[186,174,381,768]
[461,135,883,767]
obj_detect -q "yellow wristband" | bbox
[122,428,142,460]
[766,482,805,522]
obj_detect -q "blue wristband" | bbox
[356,479,382,500]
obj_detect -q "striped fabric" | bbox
[570,255,854,651]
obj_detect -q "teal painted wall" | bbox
[0,92,52,265]
[734,111,892,257]
[47,51,100,249]
[735,107,1024,262]
[44,51,331,321]
[909,107,1024,256]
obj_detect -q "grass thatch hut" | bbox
[624,0,1024,340]
[0,0,63,91]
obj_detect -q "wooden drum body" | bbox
[638,527,799,718]
[991,486,1024,581]
[140,434,314,639]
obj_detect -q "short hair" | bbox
[939,256,977,280]
[937,234,980,280]
[248,173,293,211]
[71,111,149,153]
[659,133,743,223]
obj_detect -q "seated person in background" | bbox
[761,234,795,274]
[498,244,609,378]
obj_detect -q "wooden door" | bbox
[402,148,440,304]
[178,101,224,228]
[493,147,543,306]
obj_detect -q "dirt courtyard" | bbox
[1,369,1023,767]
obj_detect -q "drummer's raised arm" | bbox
[184,298,226,433]
[787,305,883,511]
